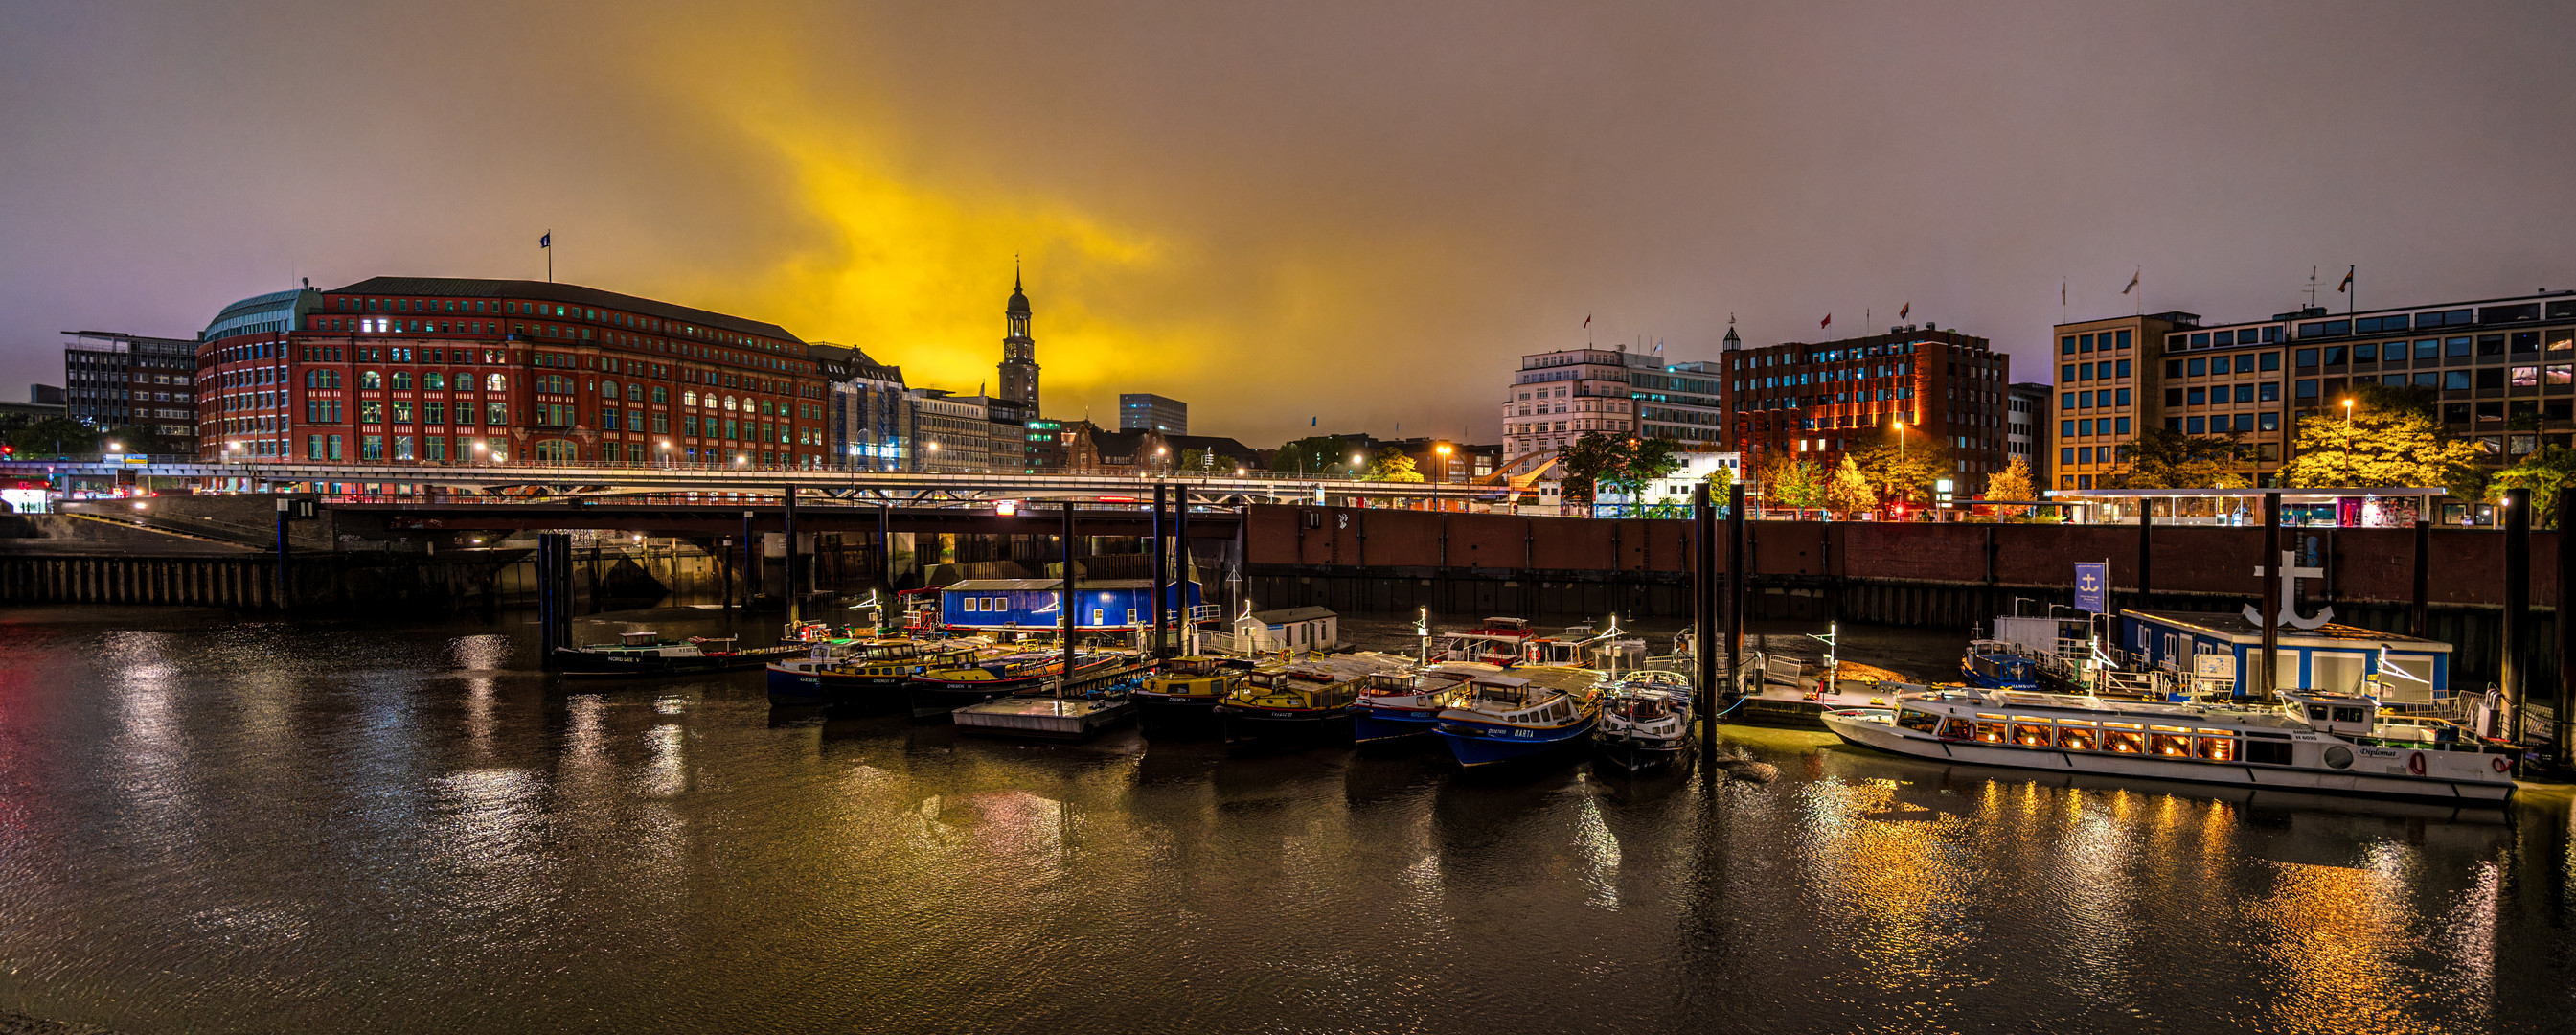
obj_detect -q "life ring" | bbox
[2493,756,2511,773]
[2407,751,2427,776]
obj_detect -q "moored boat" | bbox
[1133,656,1253,736]
[1434,665,1606,768]
[1595,671,1694,772]
[765,638,992,709]
[1821,685,2517,803]
[1957,640,2041,691]
[1353,662,1485,745]
[556,631,806,678]
[1214,652,1411,748]
[905,650,1133,721]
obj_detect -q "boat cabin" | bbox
[941,579,1202,633]
[1234,606,1338,653]
[2118,610,2452,703]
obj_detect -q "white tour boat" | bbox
[1822,685,2517,803]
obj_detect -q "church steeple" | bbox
[998,264,1039,408]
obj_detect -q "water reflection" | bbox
[0,608,2563,1035]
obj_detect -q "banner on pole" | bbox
[2074,562,2109,613]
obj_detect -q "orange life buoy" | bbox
[2493,756,2511,773]
[2407,751,2427,776]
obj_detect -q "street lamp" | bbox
[1433,443,1452,512]
[2341,398,2355,484]
[924,440,939,473]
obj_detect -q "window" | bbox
[391,401,413,424]
[2260,381,2281,402]
[2294,349,2317,368]
[2296,380,2319,399]
[360,434,384,460]
[2078,419,2093,436]
[486,374,507,392]
[2115,417,2131,434]
[2188,358,2207,376]
[2353,343,2377,363]
[2164,388,2183,406]
[2165,359,2183,378]
[2415,339,2440,360]
[603,380,619,399]
[2079,391,2092,408]
[360,370,382,389]
[2513,366,2540,388]
[2061,420,2075,437]
[2259,412,2280,432]
[360,401,383,424]
[486,402,508,426]
[2187,416,2205,434]
[2063,364,2077,381]
[2116,359,2131,378]
[2476,367,2505,390]
[2061,336,2076,355]
[2055,724,2099,750]
[424,401,445,425]
[2415,372,2441,389]
[2448,337,2473,358]
[2078,447,2093,463]
[2211,356,2232,375]
[2116,330,2131,349]
[2187,387,2206,405]
[423,372,445,390]
[2446,371,2472,391]
[2549,365,2572,386]
[2260,352,2281,371]
[2230,384,2252,403]
[2080,334,2095,353]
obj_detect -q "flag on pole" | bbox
[1820,313,1832,329]
[539,232,551,248]
[2122,268,2139,295]
[1583,313,1591,328]
[1898,302,1909,320]
[1311,416,1317,427]
[2337,265,2354,293]
[2062,279,2067,305]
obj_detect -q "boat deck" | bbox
[953,696,1136,740]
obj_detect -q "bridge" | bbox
[0,459,1505,507]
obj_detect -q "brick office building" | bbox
[62,331,198,453]
[1725,325,2011,491]
[194,277,827,471]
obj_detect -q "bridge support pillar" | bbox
[1151,483,1168,658]
[784,486,800,627]
[536,532,572,669]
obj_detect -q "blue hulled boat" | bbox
[1957,640,2041,691]
[1353,662,1486,745]
[1434,666,1605,768]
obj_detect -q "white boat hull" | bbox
[1822,712,2514,803]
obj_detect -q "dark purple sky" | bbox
[5,2,2571,446]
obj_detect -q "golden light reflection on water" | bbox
[1796,778,1978,988]
[2247,859,2453,1035]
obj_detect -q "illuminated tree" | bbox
[2281,384,2479,492]
[1984,455,2035,517]
[2488,445,2576,528]
[1823,455,1876,519]
[1361,446,1423,483]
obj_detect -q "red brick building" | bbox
[1726,325,2011,491]
[196,277,827,471]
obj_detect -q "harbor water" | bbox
[0,606,2570,1033]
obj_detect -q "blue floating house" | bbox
[2119,610,2453,703]
[941,578,1203,632]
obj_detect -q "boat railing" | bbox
[2095,669,2170,700]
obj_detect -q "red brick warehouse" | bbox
[194,277,829,472]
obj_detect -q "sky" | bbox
[4,1,2573,448]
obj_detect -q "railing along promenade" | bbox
[0,458,1500,505]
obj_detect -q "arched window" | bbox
[627,383,643,402]
[359,371,382,390]
[423,372,445,390]
[724,396,738,412]
[602,380,619,399]
[391,372,412,390]
[683,391,697,407]
[535,439,578,465]
[486,373,506,393]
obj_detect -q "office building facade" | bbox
[907,389,992,472]
[1725,325,2010,489]
[2006,381,2053,489]
[1501,336,1727,472]
[816,343,910,471]
[1119,393,1187,435]
[2050,290,2576,489]
[63,331,198,454]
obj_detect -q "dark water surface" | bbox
[0,607,2571,1034]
